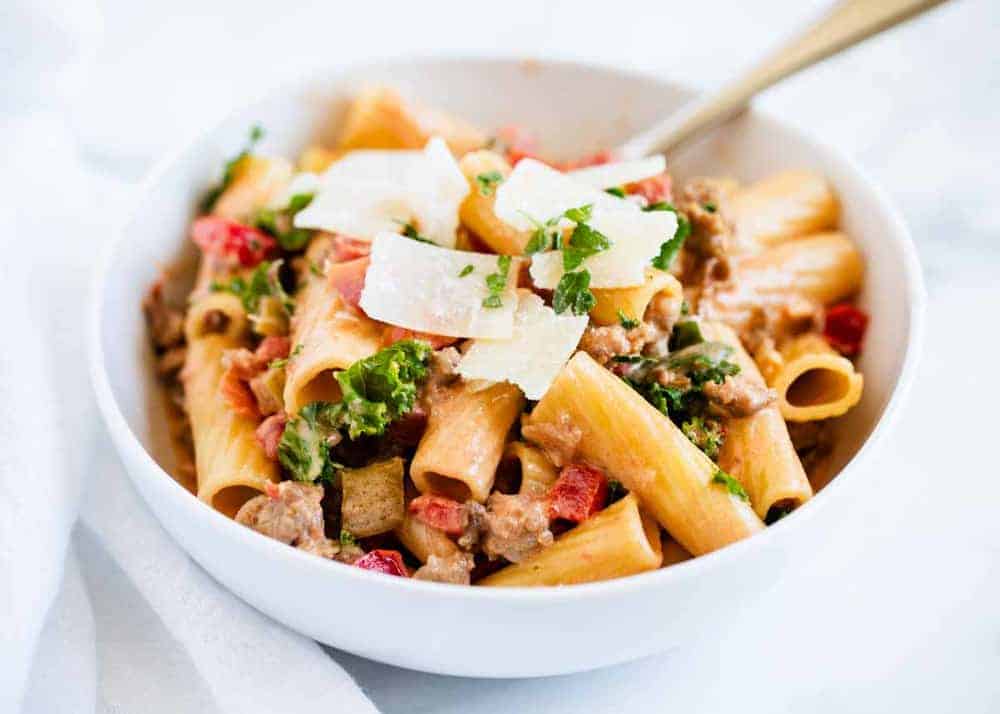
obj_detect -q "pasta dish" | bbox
[144,87,868,586]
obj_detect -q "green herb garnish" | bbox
[605,187,626,198]
[646,202,691,271]
[458,264,474,278]
[254,192,315,251]
[482,255,512,308]
[617,309,640,330]
[712,468,748,502]
[277,340,432,481]
[669,320,703,351]
[398,221,434,244]
[475,170,503,196]
[201,124,265,212]
[210,259,293,315]
[682,416,725,460]
[552,269,596,316]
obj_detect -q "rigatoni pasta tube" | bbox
[212,155,292,223]
[283,240,383,414]
[729,170,839,251]
[411,382,524,503]
[506,442,559,497]
[394,509,462,564]
[702,232,863,334]
[525,352,764,555]
[590,268,681,327]
[769,333,864,422]
[701,321,813,518]
[480,495,662,587]
[458,150,530,254]
[182,309,277,516]
[336,86,486,155]
[738,232,863,306]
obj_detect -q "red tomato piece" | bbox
[254,336,291,364]
[409,495,466,536]
[191,216,276,267]
[255,412,287,461]
[496,125,541,166]
[823,303,869,356]
[327,256,370,308]
[382,325,459,350]
[329,234,372,263]
[558,149,615,171]
[220,365,260,419]
[355,549,409,577]
[626,172,672,204]
[547,463,609,523]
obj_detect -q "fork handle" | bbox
[617,0,949,159]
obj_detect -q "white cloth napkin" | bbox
[0,6,379,706]
[0,110,378,714]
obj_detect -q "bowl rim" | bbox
[88,54,927,603]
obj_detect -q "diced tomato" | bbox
[191,216,276,267]
[254,336,291,364]
[558,149,615,171]
[547,463,609,523]
[823,303,869,356]
[409,495,466,536]
[328,256,370,308]
[255,412,287,460]
[496,125,541,166]
[220,365,260,419]
[382,325,459,350]
[329,234,372,263]
[626,172,672,204]
[355,549,409,577]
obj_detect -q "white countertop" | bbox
[26,0,1000,711]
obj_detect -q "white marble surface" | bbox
[31,0,1000,710]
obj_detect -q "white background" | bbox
[16,0,1000,711]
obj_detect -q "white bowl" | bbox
[89,57,925,678]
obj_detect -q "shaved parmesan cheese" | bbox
[359,233,519,339]
[529,206,677,289]
[457,290,587,399]
[567,156,666,189]
[493,158,634,232]
[293,137,468,246]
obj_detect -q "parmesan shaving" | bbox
[293,137,467,246]
[567,156,666,189]
[359,233,519,339]
[457,290,587,399]
[492,158,634,232]
[529,206,677,289]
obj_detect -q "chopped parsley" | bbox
[553,269,596,316]
[475,170,503,196]
[607,479,626,504]
[458,264,474,278]
[605,187,626,198]
[308,260,324,277]
[680,299,691,316]
[703,202,717,213]
[617,309,640,330]
[254,192,315,251]
[268,343,303,370]
[398,221,435,244]
[562,220,611,271]
[210,259,294,315]
[621,325,741,458]
[669,320,703,351]
[646,202,691,271]
[482,255,512,308]
[339,529,358,547]
[682,416,724,460]
[201,124,265,212]
[712,468,749,502]
[277,340,432,481]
